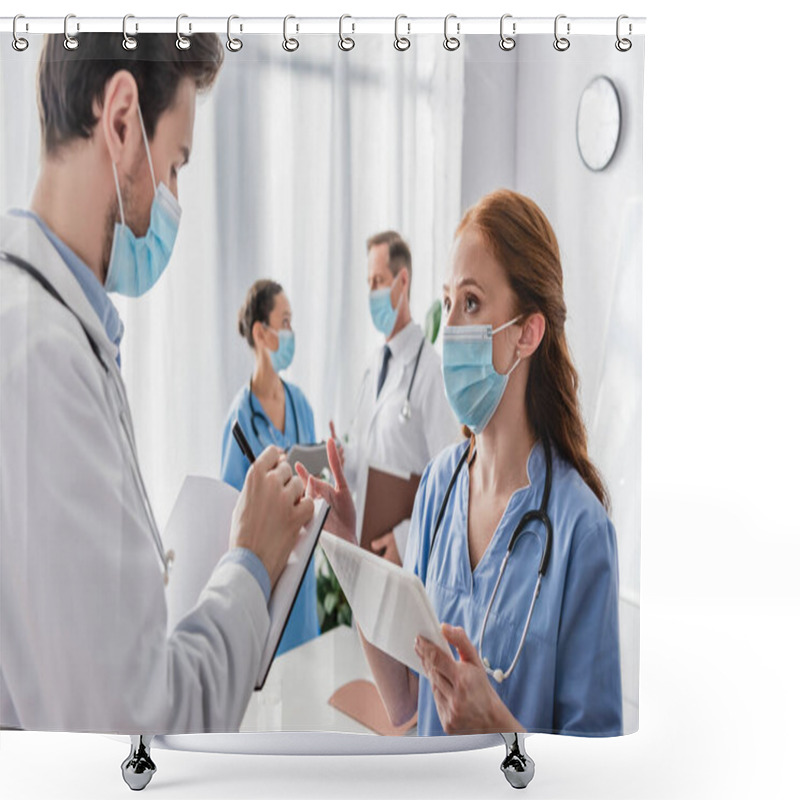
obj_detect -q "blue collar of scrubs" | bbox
[247,379,299,449]
[9,209,125,361]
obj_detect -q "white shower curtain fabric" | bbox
[0,31,642,737]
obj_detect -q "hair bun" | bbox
[237,305,249,340]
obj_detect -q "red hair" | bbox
[457,189,609,509]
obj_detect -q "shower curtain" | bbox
[0,23,643,744]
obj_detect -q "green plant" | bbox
[316,550,352,633]
[425,298,442,344]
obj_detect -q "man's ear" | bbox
[399,266,411,298]
[98,70,140,167]
[517,312,546,359]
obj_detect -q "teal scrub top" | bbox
[220,380,320,657]
[405,439,623,737]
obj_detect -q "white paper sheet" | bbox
[319,531,449,674]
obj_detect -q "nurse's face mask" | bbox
[442,316,522,435]
[105,105,182,297]
[265,325,295,372]
[369,274,400,337]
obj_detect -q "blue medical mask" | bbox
[442,316,522,435]
[267,326,295,372]
[369,279,399,337]
[105,105,182,297]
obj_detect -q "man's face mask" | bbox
[105,105,182,297]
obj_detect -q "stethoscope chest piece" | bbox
[397,337,425,424]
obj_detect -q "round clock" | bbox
[576,76,622,171]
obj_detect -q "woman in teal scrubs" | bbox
[221,279,319,656]
[300,189,623,736]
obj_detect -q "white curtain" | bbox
[115,35,465,526]
[1,32,639,732]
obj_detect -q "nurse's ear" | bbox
[251,321,277,354]
[97,70,141,172]
[516,312,546,360]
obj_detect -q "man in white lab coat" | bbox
[336,231,462,565]
[0,34,313,735]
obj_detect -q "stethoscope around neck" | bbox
[427,436,554,684]
[1,250,175,586]
[398,337,426,423]
[248,376,299,447]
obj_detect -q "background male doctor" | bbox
[0,34,312,733]
[335,231,461,565]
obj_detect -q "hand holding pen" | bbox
[229,421,313,588]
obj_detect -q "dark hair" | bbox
[457,189,609,510]
[366,230,412,289]
[238,280,284,348]
[37,33,224,155]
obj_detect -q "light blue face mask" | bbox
[266,326,295,372]
[442,316,522,435]
[369,279,399,337]
[105,105,182,297]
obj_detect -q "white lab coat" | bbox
[344,321,462,561]
[0,213,269,733]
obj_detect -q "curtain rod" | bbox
[1,16,646,37]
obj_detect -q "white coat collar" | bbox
[1,212,120,364]
[385,320,424,365]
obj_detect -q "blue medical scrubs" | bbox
[221,380,320,656]
[405,439,623,737]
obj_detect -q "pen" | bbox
[232,421,256,465]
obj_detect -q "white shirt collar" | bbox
[385,320,424,365]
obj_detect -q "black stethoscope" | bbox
[427,436,554,684]
[248,377,300,448]
[398,338,426,423]
[1,250,175,585]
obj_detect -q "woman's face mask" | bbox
[105,105,181,298]
[265,325,295,372]
[441,316,521,434]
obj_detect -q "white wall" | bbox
[460,34,644,733]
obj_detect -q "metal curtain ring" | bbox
[338,14,355,51]
[553,14,570,51]
[227,15,243,52]
[122,14,138,51]
[394,15,411,51]
[63,14,79,51]
[615,14,632,51]
[12,15,29,52]
[443,14,460,51]
[176,14,191,50]
[283,15,299,52]
[499,14,516,51]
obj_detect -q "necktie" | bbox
[377,344,392,398]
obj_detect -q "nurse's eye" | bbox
[465,294,479,313]
[442,296,451,313]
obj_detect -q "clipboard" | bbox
[360,464,421,553]
[256,500,330,689]
[286,443,329,477]
[161,475,328,692]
